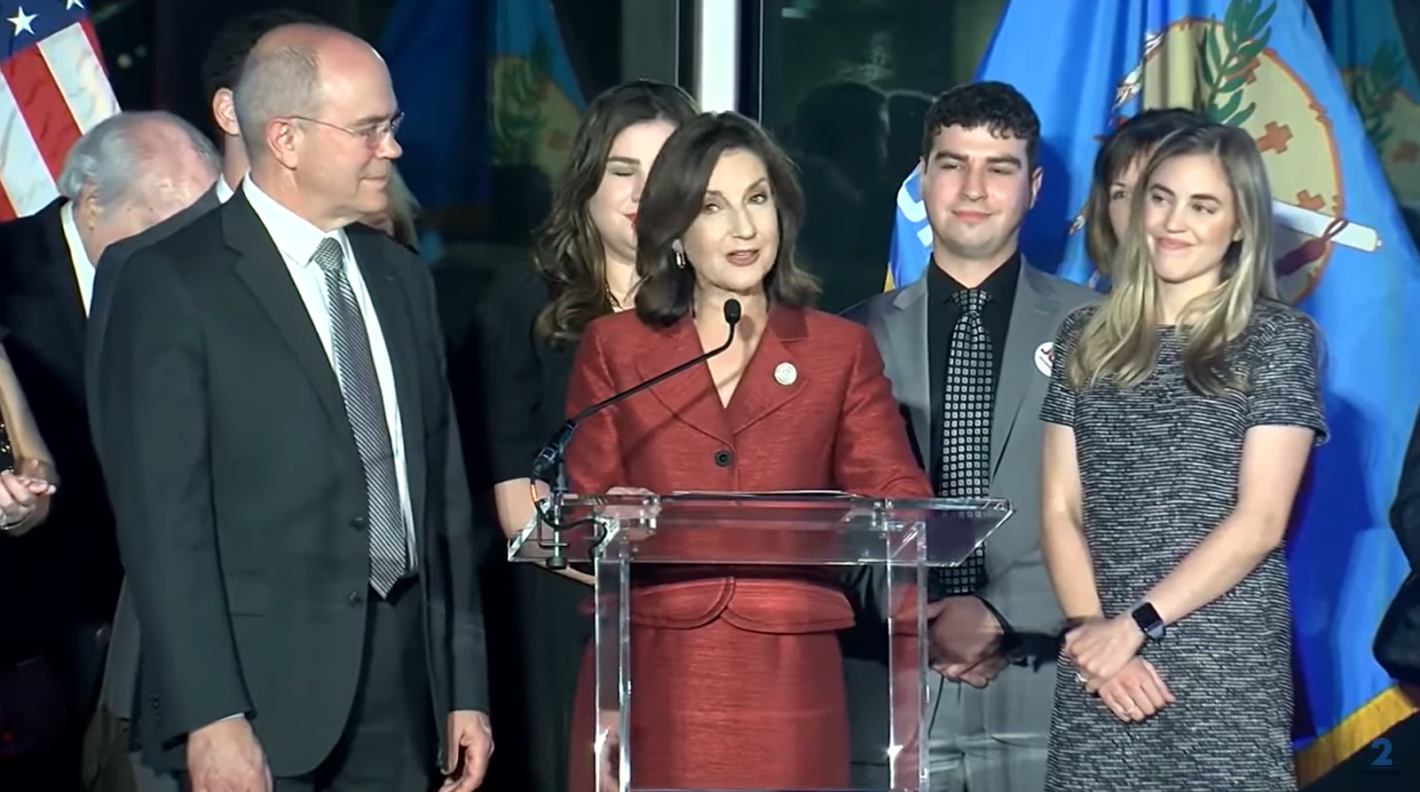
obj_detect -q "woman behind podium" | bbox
[563,111,932,791]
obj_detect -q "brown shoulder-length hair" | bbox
[384,165,421,250]
[532,80,698,346]
[1083,108,1203,276]
[634,112,819,327]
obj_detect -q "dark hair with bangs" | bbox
[633,112,819,327]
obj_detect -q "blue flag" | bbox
[491,0,585,186]
[887,0,1420,780]
[1315,0,1420,242]
[887,167,932,291]
[379,0,489,213]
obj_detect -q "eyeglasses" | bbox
[288,112,404,149]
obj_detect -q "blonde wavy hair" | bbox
[1068,122,1277,395]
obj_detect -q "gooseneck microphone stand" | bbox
[529,299,743,569]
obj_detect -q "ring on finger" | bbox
[1102,693,1126,719]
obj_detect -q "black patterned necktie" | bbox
[311,238,410,597]
[933,288,992,597]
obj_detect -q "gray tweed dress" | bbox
[1039,301,1327,791]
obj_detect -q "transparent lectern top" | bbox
[509,491,1012,567]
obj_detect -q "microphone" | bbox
[530,298,743,569]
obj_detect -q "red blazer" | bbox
[564,305,932,633]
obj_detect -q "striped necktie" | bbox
[311,237,409,596]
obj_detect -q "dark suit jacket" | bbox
[92,192,488,776]
[1378,404,1420,685]
[0,199,121,660]
[564,306,932,628]
[86,184,222,731]
[86,184,222,442]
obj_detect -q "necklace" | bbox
[606,282,635,313]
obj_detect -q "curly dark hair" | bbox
[634,112,819,327]
[1084,108,1204,274]
[920,81,1041,167]
[532,80,698,346]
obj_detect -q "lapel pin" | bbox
[774,362,797,386]
[1034,342,1054,377]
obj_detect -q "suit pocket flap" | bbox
[723,581,855,634]
[629,580,734,628]
[223,578,271,615]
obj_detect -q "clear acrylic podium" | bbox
[510,492,1012,792]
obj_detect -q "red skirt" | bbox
[567,616,850,791]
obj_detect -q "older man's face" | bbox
[139,148,220,224]
[85,138,218,259]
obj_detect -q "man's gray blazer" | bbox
[842,261,1096,792]
[87,183,222,724]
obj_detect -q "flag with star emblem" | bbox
[0,0,118,221]
[885,0,1420,784]
[1314,0,1420,243]
[491,0,584,188]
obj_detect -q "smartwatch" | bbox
[1130,602,1165,641]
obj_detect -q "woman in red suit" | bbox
[563,111,933,791]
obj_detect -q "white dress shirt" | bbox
[215,175,236,204]
[242,178,417,564]
[60,202,95,317]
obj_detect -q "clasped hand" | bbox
[926,596,1006,688]
[1064,616,1174,722]
[1064,615,1143,683]
[0,460,56,537]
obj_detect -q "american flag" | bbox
[1,1,118,221]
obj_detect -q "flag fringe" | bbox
[1295,684,1417,785]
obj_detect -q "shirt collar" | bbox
[242,177,345,268]
[60,201,93,273]
[215,175,236,204]
[929,250,1022,305]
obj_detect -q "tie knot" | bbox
[311,237,345,274]
[955,289,988,314]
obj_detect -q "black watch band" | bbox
[1131,602,1165,641]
